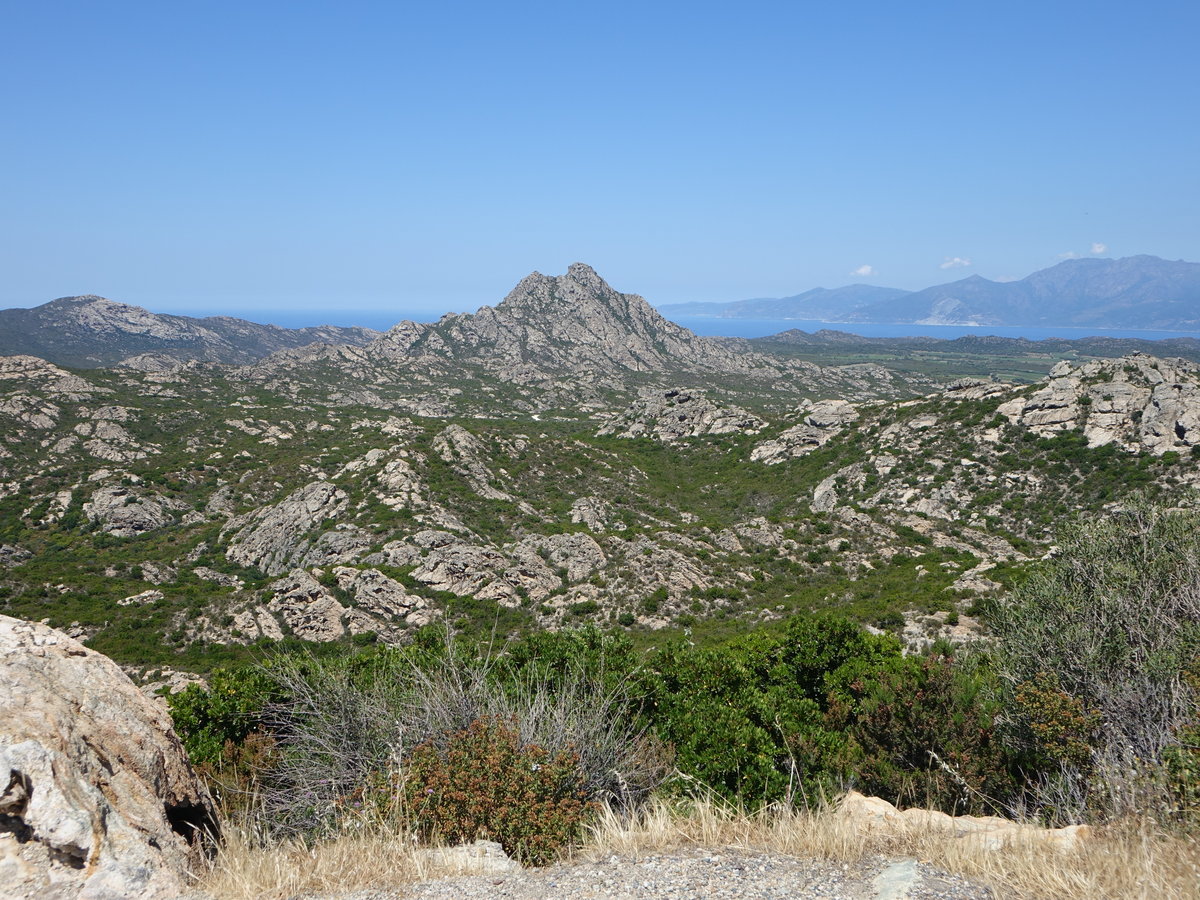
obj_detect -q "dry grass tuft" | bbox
[195,828,419,900]
[198,801,1200,900]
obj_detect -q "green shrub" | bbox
[646,614,1018,814]
[825,652,1017,813]
[241,632,666,843]
[169,666,279,767]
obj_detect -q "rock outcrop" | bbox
[368,264,759,380]
[83,485,183,537]
[751,399,859,464]
[224,481,349,575]
[0,297,379,368]
[0,615,217,900]
[264,569,348,642]
[599,388,765,442]
[997,354,1200,454]
[570,496,623,532]
[837,790,1089,852]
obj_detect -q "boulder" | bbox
[0,545,31,567]
[513,533,607,583]
[264,570,347,642]
[837,790,1089,853]
[570,495,623,532]
[414,838,520,876]
[751,399,858,464]
[0,615,218,899]
[432,424,515,502]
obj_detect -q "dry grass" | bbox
[194,828,419,900]
[197,800,1200,900]
[585,798,1200,900]
[194,825,515,900]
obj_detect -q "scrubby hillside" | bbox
[1,334,1197,671]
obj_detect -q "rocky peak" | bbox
[491,263,657,331]
[367,264,756,379]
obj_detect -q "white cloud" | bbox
[851,264,875,277]
[1058,251,1082,260]
[1091,242,1108,255]
[939,256,972,270]
[995,275,1018,283]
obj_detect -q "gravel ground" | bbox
[300,848,997,900]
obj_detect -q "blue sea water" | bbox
[667,315,1200,342]
[225,308,1200,343]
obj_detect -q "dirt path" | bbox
[300,847,996,900]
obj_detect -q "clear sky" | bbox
[2,0,1197,325]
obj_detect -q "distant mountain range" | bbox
[659,256,1200,330]
[5,255,1199,373]
[0,296,380,367]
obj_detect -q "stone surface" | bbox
[409,533,559,606]
[333,566,435,627]
[432,424,515,501]
[393,845,994,900]
[837,790,1090,853]
[224,481,349,575]
[999,354,1200,454]
[414,839,521,876]
[0,615,217,900]
[751,399,859,464]
[599,388,765,442]
[264,569,348,642]
[83,485,182,537]
[0,545,32,567]
[570,496,622,532]
[513,533,607,583]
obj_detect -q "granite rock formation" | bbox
[0,616,218,900]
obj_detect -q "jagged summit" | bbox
[368,263,755,378]
[253,264,931,405]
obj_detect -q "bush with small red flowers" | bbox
[403,716,598,865]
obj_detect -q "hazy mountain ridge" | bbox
[661,285,912,320]
[0,295,381,368]
[661,256,1200,329]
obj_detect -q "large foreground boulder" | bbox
[0,615,219,899]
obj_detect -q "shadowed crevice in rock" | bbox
[165,800,220,848]
[47,842,88,870]
[0,769,34,843]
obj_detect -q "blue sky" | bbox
[2,1,1197,325]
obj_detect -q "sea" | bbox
[667,316,1200,343]
[229,309,1200,343]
